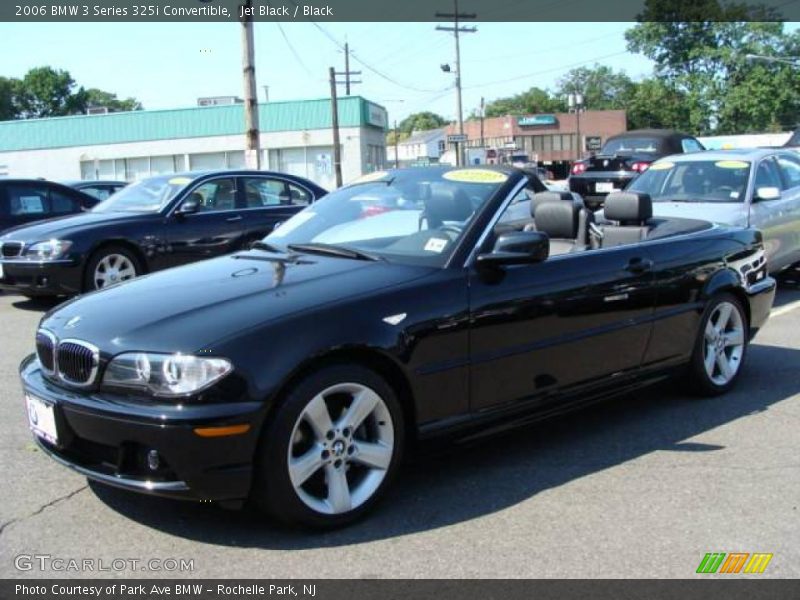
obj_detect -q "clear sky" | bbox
[0,21,794,123]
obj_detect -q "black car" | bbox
[63,180,128,201]
[0,179,100,234]
[569,129,705,210]
[0,170,326,297]
[19,166,775,528]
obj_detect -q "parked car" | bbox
[623,148,800,273]
[0,179,99,234]
[63,180,128,201]
[0,170,326,297]
[569,129,705,210]
[20,166,775,527]
[784,126,800,152]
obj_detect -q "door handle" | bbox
[625,257,653,274]
[226,215,243,222]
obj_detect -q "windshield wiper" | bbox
[287,243,383,262]
[250,241,284,253]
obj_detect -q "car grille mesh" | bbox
[57,341,98,385]
[1,242,23,257]
[35,332,56,374]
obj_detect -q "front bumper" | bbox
[746,276,777,338]
[19,355,265,502]
[0,259,83,296]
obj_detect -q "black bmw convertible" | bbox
[20,166,775,527]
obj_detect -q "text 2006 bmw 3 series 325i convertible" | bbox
[20,166,776,528]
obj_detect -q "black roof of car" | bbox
[61,180,127,187]
[607,129,696,141]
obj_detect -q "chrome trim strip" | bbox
[0,259,73,265]
[56,338,100,388]
[463,177,529,268]
[33,437,189,492]
[35,329,58,376]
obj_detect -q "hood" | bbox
[41,251,434,353]
[0,211,146,241]
[651,202,749,227]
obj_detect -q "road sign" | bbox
[447,134,468,143]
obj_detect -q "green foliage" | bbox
[397,111,448,136]
[555,65,634,111]
[484,86,565,117]
[0,66,143,121]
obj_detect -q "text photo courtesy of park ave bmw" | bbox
[1,0,800,596]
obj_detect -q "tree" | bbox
[80,88,143,113]
[625,3,797,134]
[483,87,565,118]
[14,66,83,118]
[623,78,693,130]
[397,111,448,136]
[555,65,634,111]
[0,77,18,121]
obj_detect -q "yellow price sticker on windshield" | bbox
[350,171,389,185]
[648,161,674,171]
[169,177,192,185]
[715,160,749,169]
[443,169,508,184]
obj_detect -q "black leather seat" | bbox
[598,192,653,247]
[533,200,584,255]
[526,191,595,248]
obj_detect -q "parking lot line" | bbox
[771,298,800,318]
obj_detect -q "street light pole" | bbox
[568,93,585,162]
[436,0,476,167]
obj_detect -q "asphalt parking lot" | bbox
[0,281,799,579]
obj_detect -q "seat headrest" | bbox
[530,190,573,218]
[604,192,652,224]
[534,201,580,240]
[424,187,473,228]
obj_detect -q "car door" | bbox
[163,176,245,267]
[774,153,800,267]
[749,156,795,270]
[468,219,657,414]
[239,176,313,241]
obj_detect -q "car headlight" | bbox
[26,240,72,260]
[103,352,233,397]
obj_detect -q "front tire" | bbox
[84,246,141,292]
[251,364,405,528]
[686,293,748,396]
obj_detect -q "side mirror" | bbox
[754,186,781,202]
[177,197,200,215]
[476,231,549,268]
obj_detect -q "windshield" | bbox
[628,159,751,203]
[92,175,190,213]
[264,168,509,266]
[601,137,661,155]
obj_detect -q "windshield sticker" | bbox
[350,171,389,185]
[270,212,316,237]
[731,191,740,199]
[648,161,674,171]
[443,169,508,184]
[715,160,749,169]
[424,238,449,253]
[168,177,192,186]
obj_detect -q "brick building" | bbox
[445,109,627,178]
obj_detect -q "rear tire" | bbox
[251,364,405,528]
[686,293,748,396]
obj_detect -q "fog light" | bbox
[147,450,160,471]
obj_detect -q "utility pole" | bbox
[568,93,585,163]
[436,0,476,167]
[394,120,400,169]
[337,42,362,96]
[240,0,260,169]
[329,67,343,188]
[479,96,485,150]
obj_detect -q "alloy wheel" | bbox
[93,253,136,289]
[287,382,395,515]
[702,301,745,386]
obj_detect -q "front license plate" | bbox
[596,182,615,193]
[26,394,58,445]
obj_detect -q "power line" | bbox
[275,22,314,78]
